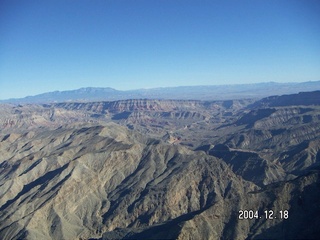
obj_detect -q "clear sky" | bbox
[1,0,320,99]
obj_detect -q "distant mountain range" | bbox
[2,80,320,104]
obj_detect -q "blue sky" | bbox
[1,0,320,99]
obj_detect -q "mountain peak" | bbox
[77,87,118,92]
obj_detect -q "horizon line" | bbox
[1,79,320,101]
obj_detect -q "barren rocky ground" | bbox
[1,91,320,239]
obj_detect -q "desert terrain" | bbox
[1,91,320,239]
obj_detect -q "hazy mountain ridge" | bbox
[250,90,320,108]
[2,81,320,103]
[1,90,320,239]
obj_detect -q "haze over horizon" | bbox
[0,80,320,101]
[1,0,320,99]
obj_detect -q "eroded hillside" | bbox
[0,91,320,239]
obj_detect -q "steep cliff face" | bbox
[0,104,92,132]
[251,90,320,108]
[0,99,250,143]
[54,99,251,114]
